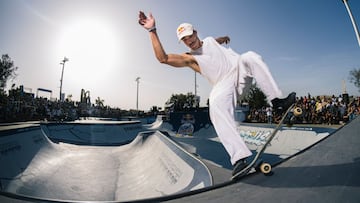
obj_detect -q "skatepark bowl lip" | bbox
[0,119,345,203]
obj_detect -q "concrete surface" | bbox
[166,116,360,203]
[43,121,144,145]
[0,116,355,203]
[0,126,211,202]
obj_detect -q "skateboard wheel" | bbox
[293,107,302,117]
[254,160,263,172]
[260,162,272,174]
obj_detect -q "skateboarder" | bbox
[138,11,295,176]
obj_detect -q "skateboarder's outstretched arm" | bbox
[138,11,200,73]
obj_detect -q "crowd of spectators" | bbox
[1,86,359,126]
[2,97,82,122]
[0,86,140,123]
[247,94,360,125]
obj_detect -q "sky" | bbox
[1,0,360,111]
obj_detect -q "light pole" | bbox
[194,72,197,96]
[59,57,69,101]
[342,0,360,47]
[135,77,140,115]
[194,72,200,108]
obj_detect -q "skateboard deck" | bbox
[231,103,302,180]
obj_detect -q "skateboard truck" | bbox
[285,106,303,127]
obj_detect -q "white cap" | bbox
[176,23,194,41]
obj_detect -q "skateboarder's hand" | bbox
[215,36,230,45]
[223,36,230,44]
[138,11,155,31]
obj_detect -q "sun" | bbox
[56,18,120,86]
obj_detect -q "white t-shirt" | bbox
[190,37,239,86]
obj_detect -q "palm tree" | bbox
[349,68,360,92]
[95,97,104,107]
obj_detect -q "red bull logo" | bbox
[177,26,185,34]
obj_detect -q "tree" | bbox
[349,68,360,92]
[165,92,197,111]
[243,83,268,109]
[0,54,18,93]
[95,96,104,107]
[149,106,161,114]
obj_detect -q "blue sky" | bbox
[1,0,359,110]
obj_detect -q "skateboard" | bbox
[231,103,302,180]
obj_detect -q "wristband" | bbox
[148,26,156,32]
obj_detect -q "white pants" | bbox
[209,51,282,165]
[237,51,282,102]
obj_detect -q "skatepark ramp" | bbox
[0,125,212,202]
[164,116,360,203]
[43,121,144,145]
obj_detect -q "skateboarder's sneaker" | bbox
[232,158,248,176]
[271,92,296,114]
